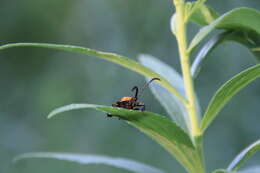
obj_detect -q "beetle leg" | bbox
[107,114,112,117]
[136,102,145,111]
[140,105,145,111]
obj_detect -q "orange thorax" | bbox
[120,97,136,101]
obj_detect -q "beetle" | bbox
[107,77,160,117]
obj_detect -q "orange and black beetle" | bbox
[107,78,160,117]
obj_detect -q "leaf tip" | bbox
[47,112,55,119]
[12,154,25,164]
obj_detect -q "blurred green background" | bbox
[0,0,259,173]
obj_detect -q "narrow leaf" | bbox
[212,169,230,173]
[201,64,260,132]
[191,30,260,78]
[138,54,189,132]
[47,104,194,148]
[47,103,204,173]
[0,43,185,104]
[189,8,260,52]
[189,3,219,25]
[14,152,166,173]
[139,54,202,134]
[191,31,228,78]
[227,139,260,171]
[219,31,260,60]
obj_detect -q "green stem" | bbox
[173,0,201,138]
[173,1,205,173]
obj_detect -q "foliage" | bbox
[0,0,260,173]
[227,140,260,172]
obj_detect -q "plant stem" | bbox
[173,0,201,138]
[173,1,205,173]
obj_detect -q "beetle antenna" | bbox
[131,86,139,99]
[138,78,160,98]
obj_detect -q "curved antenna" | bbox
[131,86,139,99]
[138,78,160,98]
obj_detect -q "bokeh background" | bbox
[0,0,259,173]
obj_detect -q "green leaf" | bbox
[252,47,260,60]
[14,152,166,173]
[138,54,202,134]
[222,31,260,58]
[47,104,193,148]
[0,43,186,104]
[201,64,260,132]
[174,3,218,35]
[138,54,189,133]
[212,169,230,173]
[228,31,260,61]
[189,8,260,52]
[47,103,204,173]
[191,30,260,78]
[191,31,228,78]
[227,139,260,172]
[252,47,260,52]
[189,3,219,25]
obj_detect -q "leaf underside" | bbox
[190,6,260,79]
[14,152,166,173]
[139,54,202,135]
[189,8,260,52]
[191,30,260,78]
[138,54,189,133]
[227,139,260,171]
